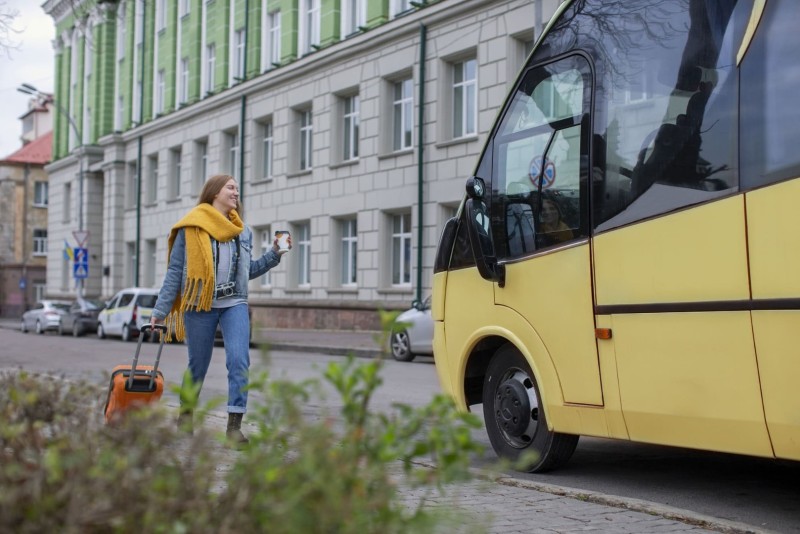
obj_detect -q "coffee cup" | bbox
[275,230,291,255]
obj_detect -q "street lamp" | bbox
[18,83,86,297]
[17,83,84,233]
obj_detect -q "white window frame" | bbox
[299,0,320,55]
[262,9,281,70]
[116,2,126,60]
[205,44,216,94]
[156,0,166,32]
[115,95,124,131]
[340,218,358,286]
[390,0,412,18]
[169,147,182,199]
[393,78,413,151]
[453,58,477,138]
[299,109,313,171]
[156,69,166,114]
[260,121,274,180]
[391,212,412,286]
[179,0,190,17]
[179,57,189,104]
[232,28,245,84]
[194,140,208,192]
[343,94,359,161]
[147,155,158,204]
[259,227,272,288]
[33,229,48,256]
[295,222,311,286]
[342,0,366,36]
[33,181,48,207]
[227,131,240,181]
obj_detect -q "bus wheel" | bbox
[482,344,578,473]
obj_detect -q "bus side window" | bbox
[592,1,744,232]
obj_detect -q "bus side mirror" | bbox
[465,177,505,287]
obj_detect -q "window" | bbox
[343,0,365,36]
[156,0,166,31]
[340,218,357,285]
[227,131,240,181]
[116,2,126,60]
[741,0,800,189]
[300,0,320,55]
[33,181,48,207]
[232,29,245,83]
[259,227,272,287]
[343,94,359,161]
[179,0,190,17]
[63,182,72,223]
[126,161,138,208]
[115,96,124,130]
[147,155,158,204]
[259,121,274,180]
[33,229,47,256]
[453,58,477,138]
[126,242,136,287]
[134,0,144,45]
[299,109,313,171]
[391,213,411,286]
[144,239,156,287]
[589,2,738,230]
[205,44,216,94]
[390,0,412,17]
[490,55,590,259]
[294,222,311,286]
[194,140,208,190]
[169,148,182,199]
[133,80,142,123]
[393,78,413,151]
[179,57,189,104]
[156,69,166,115]
[265,10,281,68]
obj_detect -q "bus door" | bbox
[487,54,602,407]
[739,0,800,461]
[588,0,772,457]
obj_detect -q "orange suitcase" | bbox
[104,324,167,424]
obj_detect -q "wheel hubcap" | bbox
[493,369,539,447]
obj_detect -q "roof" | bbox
[0,131,53,166]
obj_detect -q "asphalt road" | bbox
[1,328,798,533]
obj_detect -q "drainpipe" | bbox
[238,0,250,197]
[415,23,427,304]
[135,0,147,287]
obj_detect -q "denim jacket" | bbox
[151,226,280,320]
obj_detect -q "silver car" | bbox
[389,296,433,362]
[20,300,71,335]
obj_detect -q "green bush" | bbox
[0,338,484,533]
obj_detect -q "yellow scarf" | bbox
[164,204,243,341]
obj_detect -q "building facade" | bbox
[0,95,54,318]
[43,0,555,330]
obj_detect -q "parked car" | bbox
[97,288,159,341]
[389,296,433,362]
[20,300,71,335]
[60,298,105,337]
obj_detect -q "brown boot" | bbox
[177,409,194,435]
[226,412,249,448]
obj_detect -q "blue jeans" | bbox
[183,303,250,414]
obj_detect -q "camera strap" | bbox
[214,236,241,284]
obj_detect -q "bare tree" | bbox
[0,1,20,57]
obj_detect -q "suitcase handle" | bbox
[128,324,168,390]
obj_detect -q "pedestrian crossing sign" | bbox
[73,247,89,279]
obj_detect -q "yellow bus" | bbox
[432,0,800,472]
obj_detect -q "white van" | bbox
[97,287,159,341]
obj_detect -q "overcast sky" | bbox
[0,0,55,159]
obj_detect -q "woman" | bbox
[150,174,289,446]
[538,197,573,245]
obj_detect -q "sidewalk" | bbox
[0,318,769,533]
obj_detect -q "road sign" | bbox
[73,230,90,247]
[73,247,89,279]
